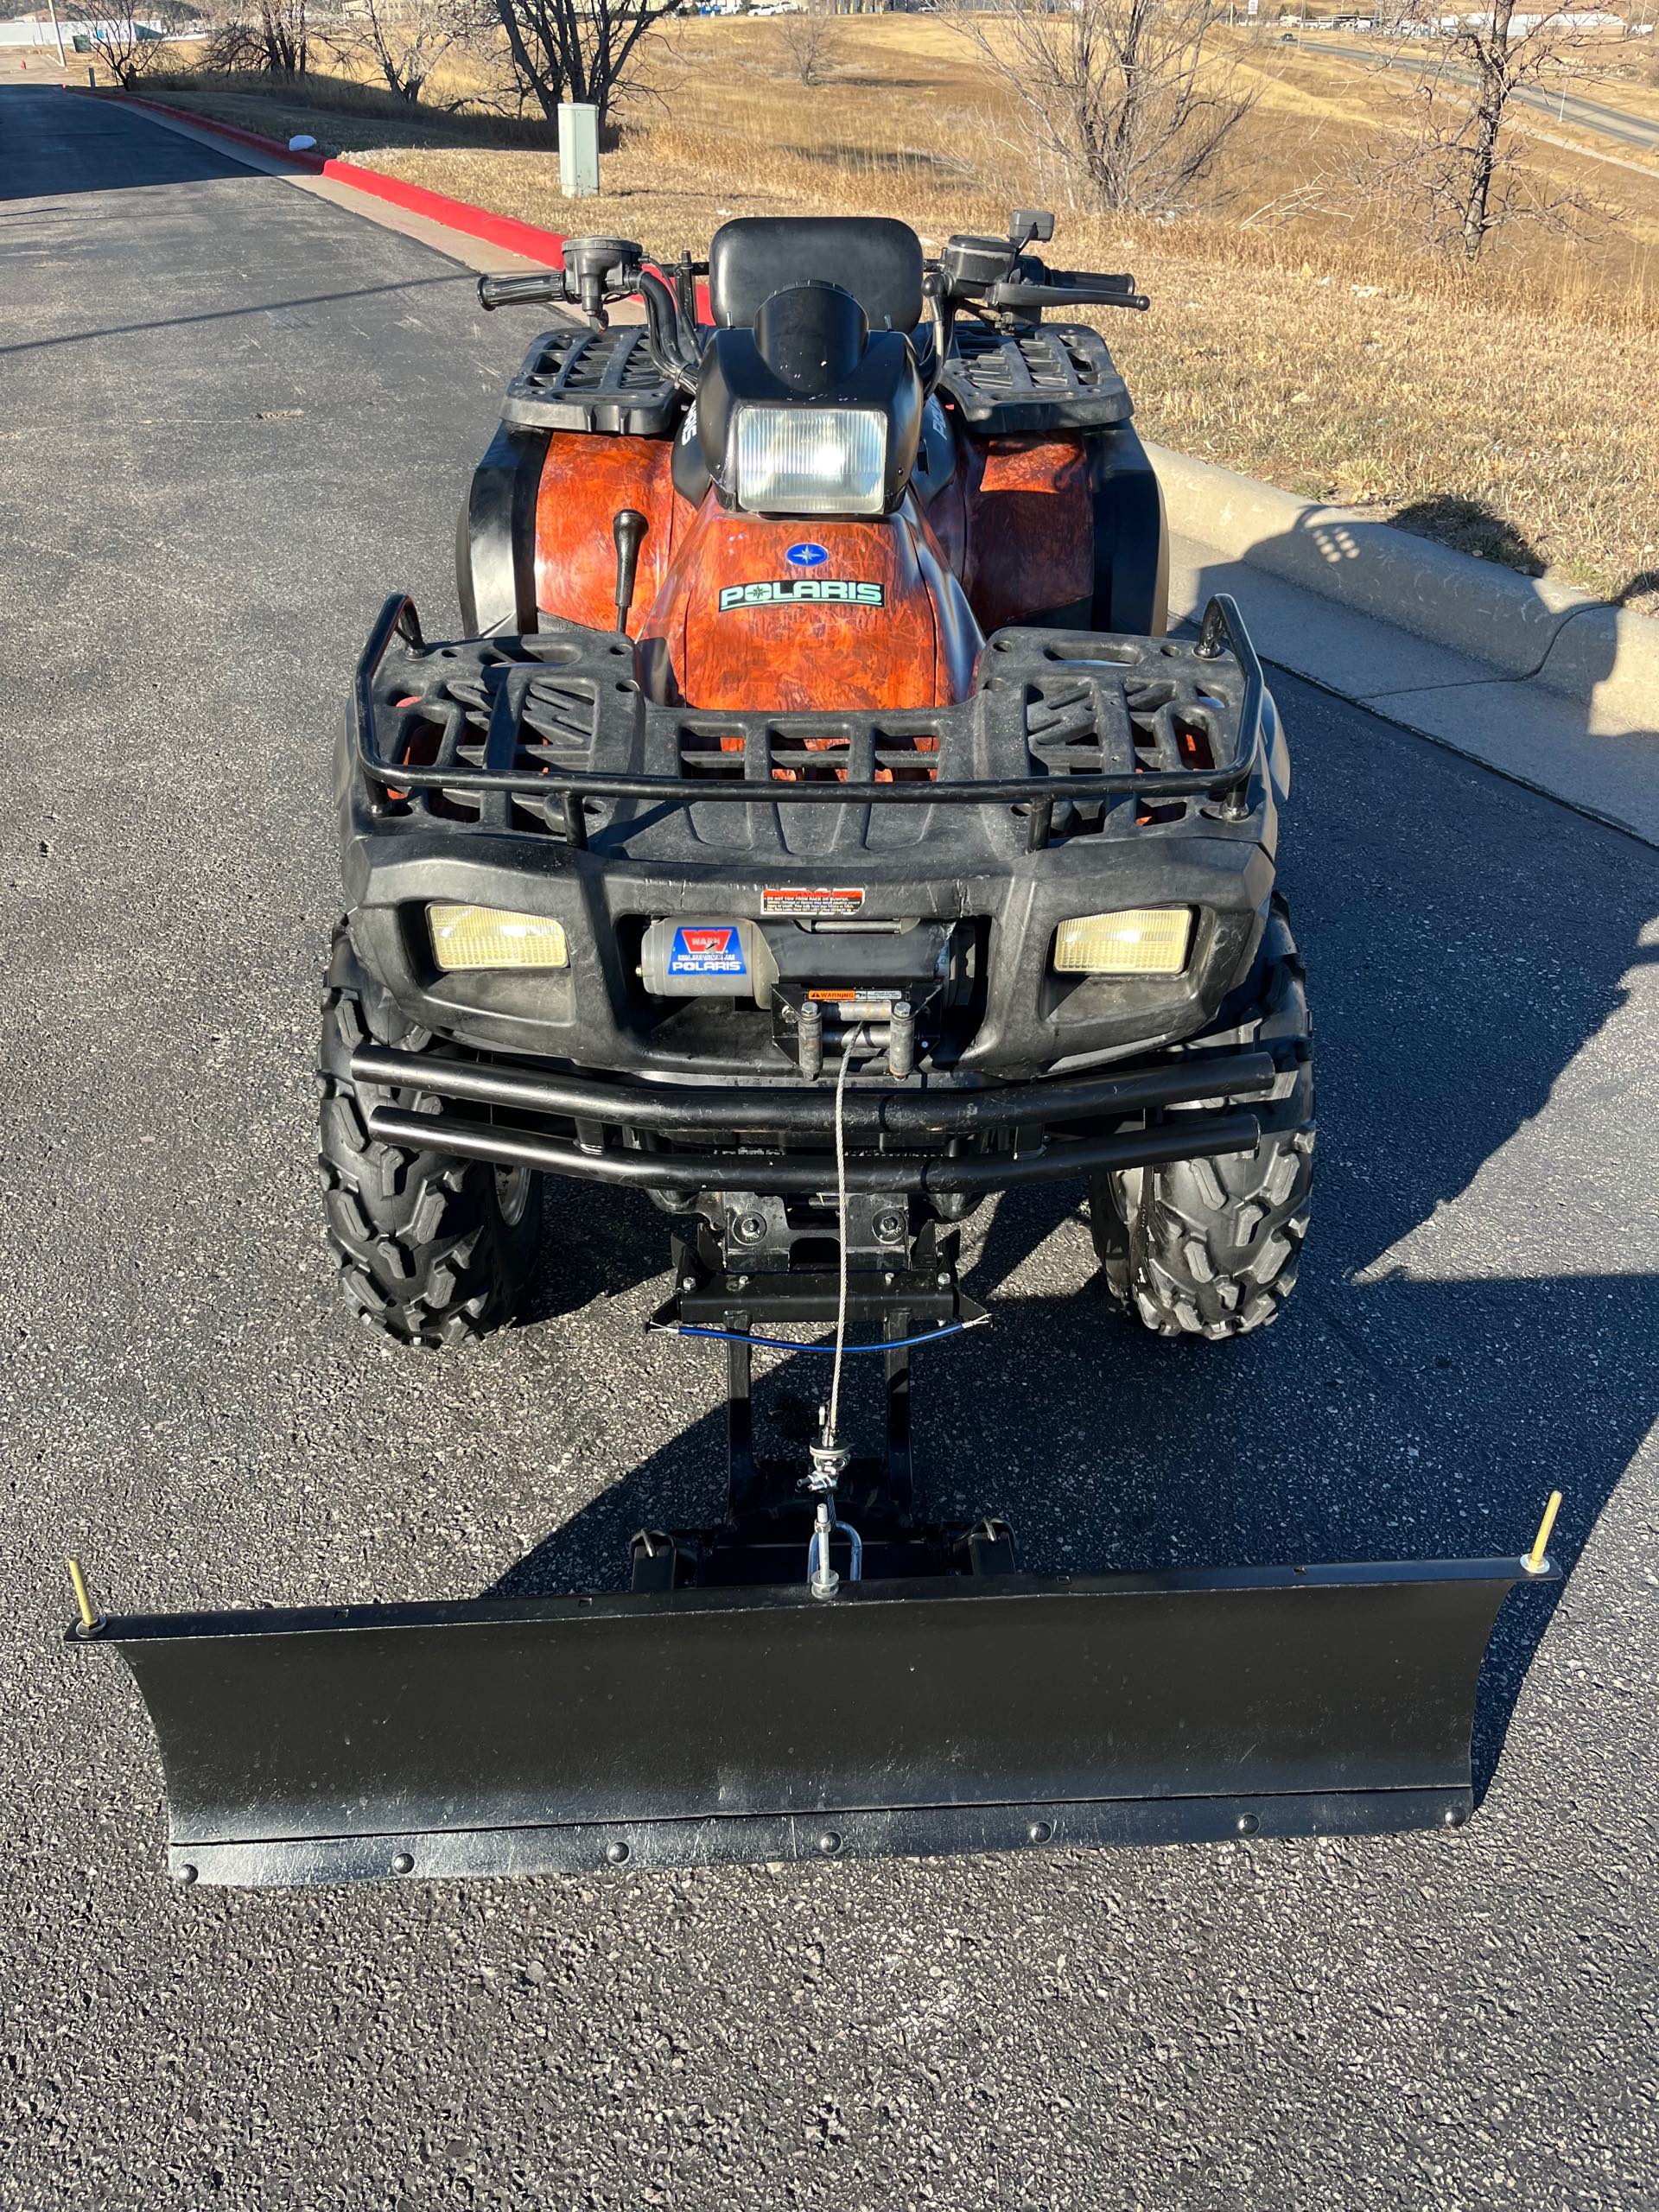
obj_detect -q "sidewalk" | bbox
[1167,538,1659,848]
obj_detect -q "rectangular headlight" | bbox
[429,904,568,971]
[732,404,887,517]
[1053,908,1192,977]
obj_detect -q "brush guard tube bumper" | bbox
[362,1104,1263,1194]
[80,1557,1545,1888]
[351,1037,1281,1193]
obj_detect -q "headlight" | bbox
[429,905,568,971]
[1052,908,1192,977]
[732,404,887,516]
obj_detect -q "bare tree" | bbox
[323,0,489,103]
[252,0,308,73]
[950,0,1253,216]
[779,5,842,87]
[491,0,679,130]
[1364,0,1599,259]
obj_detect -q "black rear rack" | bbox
[939,321,1132,435]
[352,594,1265,853]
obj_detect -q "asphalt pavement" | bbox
[3,86,1657,2212]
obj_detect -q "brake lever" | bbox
[987,277,1151,315]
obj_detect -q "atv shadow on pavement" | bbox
[518,1175,671,1327]
[490,671,1659,1808]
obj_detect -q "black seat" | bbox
[708,217,925,334]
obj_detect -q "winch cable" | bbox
[825,1021,865,1450]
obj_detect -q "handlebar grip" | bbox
[1054,269,1150,309]
[477,270,564,312]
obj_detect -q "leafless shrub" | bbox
[779,6,843,87]
[82,2,168,86]
[212,0,308,74]
[949,0,1253,217]
[321,0,491,104]
[200,15,265,70]
[270,0,310,73]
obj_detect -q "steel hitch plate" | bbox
[78,1555,1548,1888]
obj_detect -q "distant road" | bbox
[1289,35,1659,154]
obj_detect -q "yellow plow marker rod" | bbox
[1524,1491,1563,1578]
[67,1556,103,1636]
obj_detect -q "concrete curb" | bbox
[1147,442,1659,736]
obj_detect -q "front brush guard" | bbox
[76,1554,1548,1887]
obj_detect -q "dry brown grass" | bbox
[136,64,556,149]
[135,17,1659,609]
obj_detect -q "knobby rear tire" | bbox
[1088,895,1313,1341]
[316,922,542,1348]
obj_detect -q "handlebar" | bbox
[477,270,565,312]
[475,243,702,397]
[933,217,1151,321]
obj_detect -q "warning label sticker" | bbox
[762,887,866,918]
[806,986,903,1005]
[667,925,747,978]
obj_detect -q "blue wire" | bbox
[674,1321,982,1356]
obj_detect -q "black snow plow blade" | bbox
[83,1557,1543,1888]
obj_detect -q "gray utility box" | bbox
[559,102,599,198]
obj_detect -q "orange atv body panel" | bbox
[957,435,1095,634]
[534,433,694,634]
[529,423,1095,715]
[636,498,979,714]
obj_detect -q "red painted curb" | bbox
[71,86,569,268]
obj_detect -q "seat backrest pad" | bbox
[708,217,925,334]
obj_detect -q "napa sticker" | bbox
[718,579,885,613]
[667,925,747,979]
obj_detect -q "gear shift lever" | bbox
[612,509,647,634]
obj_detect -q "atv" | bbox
[70,214,1556,1889]
[327,213,1312,1351]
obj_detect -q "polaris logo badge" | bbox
[667,925,747,978]
[718,580,885,612]
[786,542,830,568]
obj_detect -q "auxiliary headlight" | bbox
[1052,908,1192,977]
[732,404,887,517]
[429,904,568,971]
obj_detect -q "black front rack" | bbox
[352,594,1265,853]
